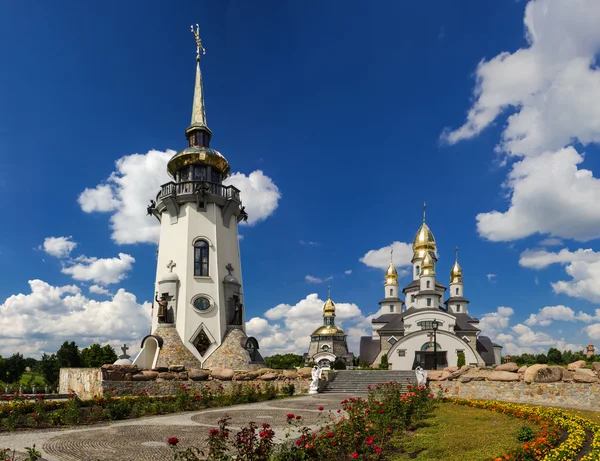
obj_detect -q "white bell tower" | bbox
[136,25,260,371]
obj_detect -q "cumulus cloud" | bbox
[360,241,413,271]
[305,275,333,284]
[441,1,600,242]
[0,280,150,357]
[539,238,563,247]
[62,253,135,286]
[246,293,372,356]
[520,247,600,303]
[478,306,514,337]
[524,305,578,326]
[344,270,352,275]
[79,150,280,244]
[41,236,78,259]
[89,285,112,296]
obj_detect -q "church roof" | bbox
[359,337,381,365]
[378,297,404,305]
[402,280,447,293]
[453,313,480,331]
[444,296,470,304]
[415,290,443,297]
[477,336,497,366]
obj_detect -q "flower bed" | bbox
[445,398,600,461]
[0,382,280,431]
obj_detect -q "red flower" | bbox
[262,423,270,428]
[366,436,374,445]
[332,441,338,446]
[209,429,219,436]
[327,432,335,437]
[376,446,382,453]
[296,439,303,446]
[296,415,302,420]
[287,413,295,419]
[318,406,324,411]
[352,453,359,459]
[167,437,179,446]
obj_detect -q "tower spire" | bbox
[423,202,427,223]
[455,245,459,262]
[328,284,331,299]
[189,24,210,134]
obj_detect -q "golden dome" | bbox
[450,246,463,284]
[413,222,436,252]
[386,261,399,285]
[421,251,435,276]
[323,297,335,316]
[312,324,346,336]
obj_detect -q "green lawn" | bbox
[19,371,45,387]
[390,403,532,461]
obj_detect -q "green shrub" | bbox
[379,353,389,370]
[457,351,466,368]
[516,425,535,442]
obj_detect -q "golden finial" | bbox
[190,24,206,62]
[390,247,393,263]
[328,284,331,299]
[455,245,459,261]
[423,202,427,223]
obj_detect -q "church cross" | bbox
[167,260,176,273]
[190,24,206,61]
[226,263,234,275]
[121,344,129,356]
[427,331,435,348]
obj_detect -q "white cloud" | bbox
[441,1,600,243]
[0,280,150,357]
[79,150,280,244]
[344,270,352,275]
[246,293,371,356]
[62,253,135,286]
[520,247,600,303]
[299,240,318,246]
[89,285,112,296]
[539,238,563,247]
[487,274,496,282]
[304,275,333,284]
[360,241,413,271]
[41,236,78,259]
[524,305,577,326]
[479,306,514,337]
[224,170,281,226]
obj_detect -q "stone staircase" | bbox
[323,370,418,394]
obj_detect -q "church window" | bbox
[456,287,459,295]
[179,167,190,182]
[193,165,207,181]
[390,305,394,313]
[322,344,330,351]
[426,280,430,288]
[397,349,406,357]
[192,329,212,356]
[211,169,221,183]
[427,298,431,307]
[411,295,415,303]
[416,266,420,275]
[387,336,398,345]
[390,288,393,296]
[194,240,209,276]
[456,304,460,312]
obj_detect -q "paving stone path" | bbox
[0,393,356,461]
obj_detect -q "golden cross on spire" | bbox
[390,247,394,263]
[190,24,206,62]
[328,284,331,299]
[455,245,459,261]
[423,202,427,222]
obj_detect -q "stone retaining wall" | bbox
[61,365,318,399]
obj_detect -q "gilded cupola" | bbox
[421,251,436,276]
[413,203,437,261]
[323,295,336,317]
[167,25,231,179]
[311,286,346,336]
[450,246,463,284]
[385,248,399,285]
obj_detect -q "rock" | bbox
[115,364,138,374]
[132,373,153,381]
[158,372,176,380]
[189,369,209,381]
[153,367,169,373]
[574,370,598,383]
[448,367,470,380]
[124,373,132,381]
[428,371,450,381]
[210,367,234,381]
[176,372,188,380]
[459,376,472,383]
[142,370,159,380]
[488,371,520,382]
[496,362,519,372]
[444,366,459,373]
[568,360,587,371]
[576,368,595,376]
[101,364,115,371]
[462,368,491,381]
[298,367,313,378]
[523,364,548,383]
[533,366,563,383]
[562,370,575,382]
[592,362,600,372]
[283,370,298,379]
[108,371,124,381]
[260,373,279,381]
[169,365,186,373]
[257,368,276,375]
[518,366,528,374]
[235,372,260,381]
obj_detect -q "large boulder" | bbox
[428,371,450,381]
[568,360,587,371]
[488,371,520,382]
[518,365,528,374]
[462,367,491,381]
[533,366,563,383]
[496,362,519,372]
[562,370,575,382]
[260,373,279,381]
[444,366,459,373]
[210,367,235,381]
[158,372,175,380]
[298,367,313,378]
[189,369,209,381]
[142,370,159,380]
[169,365,186,373]
[574,370,598,383]
[132,373,153,381]
[592,362,600,372]
[235,372,260,381]
[448,367,471,380]
[523,364,548,383]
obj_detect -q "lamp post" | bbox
[431,320,439,370]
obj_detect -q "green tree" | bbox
[39,354,60,389]
[56,341,83,368]
[333,359,347,370]
[81,343,118,367]
[457,351,466,367]
[0,355,6,382]
[4,353,26,383]
[547,348,563,365]
[264,354,304,370]
[535,353,548,364]
[101,345,118,364]
[379,353,389,370]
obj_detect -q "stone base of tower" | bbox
[153,325,202,370]
[203,328,266,370]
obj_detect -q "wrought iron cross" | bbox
[121,343,129,355]
[427,331,435,347]
[226,263,234,275]
[167,260,176,272]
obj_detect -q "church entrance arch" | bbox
[318,358,331,369]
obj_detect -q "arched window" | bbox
[427,298,432,307]
[390,288,393,296]
[416,266,420,275]
[390,305,394,313]
[194,240,209,276]
[456,287,459,295]
[426,280,430,288]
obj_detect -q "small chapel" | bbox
[359,206,502,370]
[304,288,355,369]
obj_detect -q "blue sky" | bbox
[3,0,600,358]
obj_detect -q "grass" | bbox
[19,372,45,387]
[390,403,532,461]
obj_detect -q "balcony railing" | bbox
[158,180,241,202]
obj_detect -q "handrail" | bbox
[158,180,241,202]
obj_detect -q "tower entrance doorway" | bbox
[413,351,447,370]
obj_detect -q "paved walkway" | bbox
[0,393,354,461]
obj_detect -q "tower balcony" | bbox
[158,180,241,203]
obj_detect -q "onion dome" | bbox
[412,203,437,261]
[450,246,463,284]
[311,324,346,336]
[323,293,335,317]
[421,251,435,276]
[386,261,399,285]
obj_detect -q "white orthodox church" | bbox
[134,26,264,371]
[360,208,502,370]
